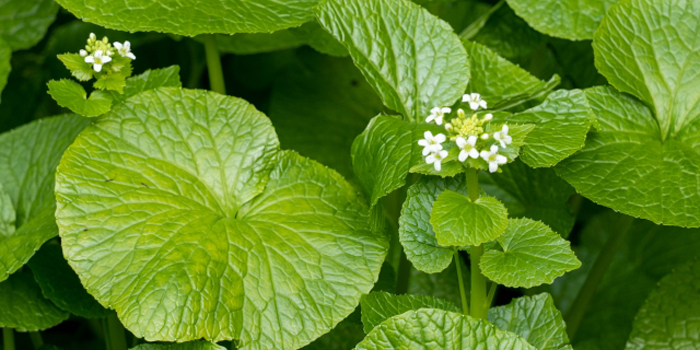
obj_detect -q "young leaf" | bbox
[593,0,700,139]
[0,38,9,103]
[430,190,509,247]
[505,0,619,40]
[55,0,321,36]
[488,293,570,349]
[399,176,467,274]
[356,308,535,349]
[507,89,595,168]
[0,115,89,282]
[0,0,59,50]
[130,342,225,350]
[93,62,132,93]
[556,86,700,227]
[58,53,94,81]
[27,244,110,319]
[316,0,470,121]
[480,218,580,288]
[360,291,459,333]
[47,79,113,117]
[0,269,69,331]
[480,159,575,237]
[109,65,182,103]
[55,88,388,348]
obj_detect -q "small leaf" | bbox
[480,218,580,288]
[360,291,459,333]
[47,79,112,117]
[356,308,535,349]
[316,0,469,120]
[130,342,225,350]
[58,53,94,81]
[93,63,132,93]
[0,0,59,50]
[488,293,570,349]
[0,269,69,331]
[431,190,509,246]
[110,65,182,103]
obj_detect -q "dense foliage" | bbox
[0,0,699,349]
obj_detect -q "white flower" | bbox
[456,136,479,162]
[445,123,453,131]
[89,33,96,41]
[493,125,512,148]
[483,113,493,122]
[114,41,136,60]
[480,145,508,173]
[417,131,446,155]
[481,133,489,140]
[426,149,449,171]
[462,93,488,111]
[84,50,112,72]
[79,49,88,57]
[426,107,451,125]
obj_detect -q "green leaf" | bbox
[556,86,700,227]
[212,31,306,55]
[471,5,546,59]
[626,258,700,349]
[0,115,89,282]
[480,159,575,237]
[0,182,14,236]
[27,244,110,319]
[507,89,595,167]
[47,79,113,117]
[93,62,131,93]
[548,39,607,89]
[351,115,441,207]
[0,0,59,50]
[58,53,94,82]
[55,0,321,36]
[431,190,508,246]
[55,88,388,347]
[0,269,69,331]
[408,258,470,307]
[109,66,182,103]
[481,218,580,288]
[409,149,464,177]
[302,322,365,350]
[505,0,619,40]
[130,342,225,350]
[268,51,384,180]
[316,0,469,121]
[356,308,535,349]
[488,293,570,349]
[593,0,700,139]
[0,38,10,103]
[463,40,560,111]
[360,291,459,333]
[291,21,348,58]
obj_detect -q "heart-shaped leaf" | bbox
[0,269,68,331]
[0,0,58,50]
[431,190,509,247]
[55,88,388,348]
[48,79,113,117]
[360,291,459,333]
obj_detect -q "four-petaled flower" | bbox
[417,131,446,155]
[84,50,111,72]
[480,145,507,173]
[114,41,136,60]
[426,107,451,125]
[493,125,512,148]
[462,93,487,111]
[426,150,449,171]
[456,136,479,162]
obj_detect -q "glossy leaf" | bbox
[55,0,321,36]
[0,269,69,331]
[356,308,535,349]
[47,79,113,117]
[360,291,459,333]
[109,66,182,103]
[472,5,546,59]
[316,0,469,121]
[0,182,14,236]
[55,88,388,347]
[0,0,59,50]
[130,342,225,350]
[488,293,570,349]
[480,218,580,288]
[430,190,509,247]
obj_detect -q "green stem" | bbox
[486,282,497,307]
[105,313,127,350]
[395,250,411,295]
[203,35,226,95]
[459,0,505,39]
[453,248,469,315]
[565,215,635,340]
[3,328,14,350]
[469,244,488,319]
[29,332,43,349]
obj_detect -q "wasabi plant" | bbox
[0,0,699,349]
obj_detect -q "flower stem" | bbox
[464,168,488,319]
[203,35,226,95]
[29,332,43,349]
[453,248,469,315]
[104,313,127,350]
[3,328,15,350]
[565,214,635,340]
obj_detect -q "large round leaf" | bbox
[55,0,320,36]
[0,0,58,50]
[55,88,388,348]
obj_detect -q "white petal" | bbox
[418,139,429,147]
[422,147,431,156]
[471,93,480,100]
[441,107,452,114]
[469,101,479,110]
[424,131,433,140]
[499,140,506,148]
[496,155,508,164]
[425,155,436,164]
[458,150,468,162]
[483,113,493,121]
[489,162,498,173]
[426,115,435,123]
[494,132,502,141]
[462,94,470,102]
[93,63,103,72]
[481,133,489,140]
[113,42,123,49]
[469,148,479,159]
[435,115,443,125]
[467,135,477,145]
[479,100,488,109]
[445,123,453,131]
[480,150,490,161]
[124,41,131,49]
[505,135,512,144]
[455,137,466,148]
[428,144,443,153]
[490,145,499,153]
[101,56,112,63]
[434,133,446,143]
[84,56,95,63]
[434,160,442,171]
[431,107,441,114]
[94,50,103,58]
[502,124,509,133]
[127,52,136,60]
[439,150,448,158]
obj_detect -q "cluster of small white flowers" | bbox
[79,33,135,73]
[418,93,513,173]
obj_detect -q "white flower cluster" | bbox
[417,93,513,173]
[79,33,135,72]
